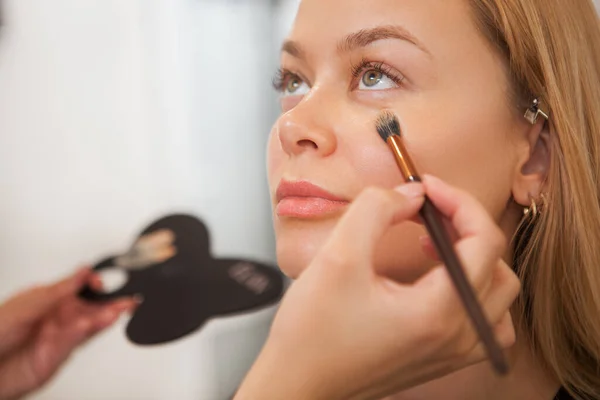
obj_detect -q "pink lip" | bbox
[275,180,350,218]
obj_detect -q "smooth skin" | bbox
[237,0,556,398]
[235,179,521,400]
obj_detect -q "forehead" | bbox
[287,0,481,59]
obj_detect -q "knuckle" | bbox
[507,270,522,299]
[501,324,517,349]
[497,315,517,349]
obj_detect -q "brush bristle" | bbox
[375,111,401,142]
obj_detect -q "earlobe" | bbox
[511,113,551,208]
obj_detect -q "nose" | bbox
[276,96,337,157]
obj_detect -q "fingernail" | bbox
[394,183,424,199]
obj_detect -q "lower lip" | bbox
[276,197,349,218]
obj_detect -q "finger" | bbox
[47,267,92,296]
[453,263,520,357]
[423,175,501,241]
[419,235,440,262]
[72,297,137,324]
[429,311,516,377]
[88,273,104,291]
[464,311,517,368]
[85,299,136,336]
[26,299,135,386]
[6,268,92,324]
[99,298,138,317]
[56,297,86,325]
[317,183,424,273]
[423,175,507,293]
[60,299,135,346]
[481,262,521,324]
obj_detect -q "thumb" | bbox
[316,183,424,276]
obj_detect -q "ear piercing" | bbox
[524,98,549,125]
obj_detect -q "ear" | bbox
[512,118,550,207]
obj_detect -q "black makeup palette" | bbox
[79,214,285,345]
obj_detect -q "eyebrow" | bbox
[281,40,306,60]
[281,25,430,60]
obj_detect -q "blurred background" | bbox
[0,0,300,399]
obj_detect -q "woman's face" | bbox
[268,0,528,280]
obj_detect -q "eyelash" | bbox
[271,68,295,92]
[350,58,405,88]
[271,58,404,93]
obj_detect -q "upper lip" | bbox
[276,180,349,203]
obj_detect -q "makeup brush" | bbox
[375,111,509,376]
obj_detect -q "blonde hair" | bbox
[469,0,600,397]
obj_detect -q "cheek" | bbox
[403,111,516,219]
[348,140,404,187]
[337,115,407,190]
[267,125,284,189]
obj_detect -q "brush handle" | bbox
[418,196,509,375]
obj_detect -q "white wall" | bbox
[0,0,300,399]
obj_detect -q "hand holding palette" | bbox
[79,214,285,345]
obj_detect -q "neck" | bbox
[383,336,560,400]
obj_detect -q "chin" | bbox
[275,218,432,282]
[276,240,316,279]
[274,218,338,279]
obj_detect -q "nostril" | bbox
[297,139,318,149]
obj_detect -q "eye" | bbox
[359,69,397,90]
[272,69,310,97]
[352,60,404,91]
[362,70,383,87]
[284,75,310,96]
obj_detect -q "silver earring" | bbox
[524,98,549,125]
